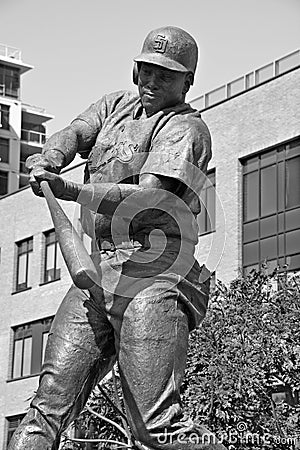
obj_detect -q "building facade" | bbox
[0,49,299,449]
[0,43,53,196]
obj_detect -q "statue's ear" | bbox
[132,62,139,85]
[183,72,194,94]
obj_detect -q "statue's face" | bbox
[138,63,189,116]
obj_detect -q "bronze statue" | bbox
[9,26,226,449]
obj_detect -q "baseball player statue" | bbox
[9,27,226,450]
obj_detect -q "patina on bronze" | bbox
[9,27,227,450]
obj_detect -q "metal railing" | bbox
[21,129,46,145]
[191,49,300,110]
[0,44,21,61]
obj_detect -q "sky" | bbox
[1,0,300,135]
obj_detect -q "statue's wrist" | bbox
[43,149,66,173]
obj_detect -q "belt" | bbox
[96,236,150,251]
[96,235,194,253]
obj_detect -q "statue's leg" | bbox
[8,283,116,450]
[113,282,226,450]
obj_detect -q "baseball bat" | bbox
[40,180,99,289]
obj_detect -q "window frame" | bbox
[6,414,25,447]
[0,169,8,195]
[10,317,53,380]
[0,103,10,130]
[0,136,9,164]
[242,138,300,274]
[42,229,61,284]
[15,237,33,292]
[198,169,216,236]
[0,64,20,99]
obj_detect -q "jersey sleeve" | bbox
[140,114,212,195]
[71,97,107,135]
[70,90,135,156]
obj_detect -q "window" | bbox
[6,415,25,447]
[198,170,216,235]
[21,122,46,146]
[0,170,8,195]
[15,237,33,292]
[43,229,62,283]
[0,103,9,129]
[0,64,20,99]
[0,137,9,163]
[11,317,53,379]
[242,138,300,274]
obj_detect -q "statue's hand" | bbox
[25,150,65,175]
[30,168,79,201]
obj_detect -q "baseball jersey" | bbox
[71,90,211,245]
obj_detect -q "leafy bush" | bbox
[182,269,300,449]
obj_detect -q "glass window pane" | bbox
[278,213,285,233]
[42,332,49,364]
[260,236,277,261]
[13,340,22,378]
[244,172,259,221]
[286,140,300,159]
[243,156,259,174]
[46,243,55,270]
[22,337,32,376]
[17,253,27,285]
[261,165,277,216]
[7,415,25,448]
[0,170,8,195]
[260,149,277,168]
[46,230,56,245]
[278,161,285,211]
[286,157,300,209]
[28,238,33,252]
[243,221,259,243]
[285,208,300,231]
[243,241,259,266]
[286,229,300,256]
[286,254,300,271]
[0,138,9,163]
[260,216,277,238]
